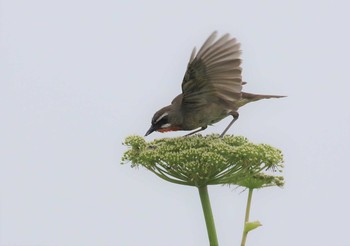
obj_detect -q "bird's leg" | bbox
[220,112,239,138]
[185,126,207,136]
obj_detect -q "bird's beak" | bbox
[145,125,156,136]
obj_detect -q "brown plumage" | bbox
[145,31,285,137]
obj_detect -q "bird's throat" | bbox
[157,127,181,133]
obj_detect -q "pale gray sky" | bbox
[1,0,350,245]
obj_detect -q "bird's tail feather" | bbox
[238,92,286,107]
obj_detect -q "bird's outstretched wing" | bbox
[181,31,242,111]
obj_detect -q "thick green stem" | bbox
[198,185,219,246]
[241,188,253,246]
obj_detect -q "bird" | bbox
[145,31,285,137]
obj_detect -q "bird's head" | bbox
[145,105,181,136]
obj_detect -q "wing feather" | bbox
[181,32,243,111]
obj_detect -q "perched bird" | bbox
[145,31,285,137]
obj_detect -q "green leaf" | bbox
[244,221,263,233]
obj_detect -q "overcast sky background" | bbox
[1,0,350,245]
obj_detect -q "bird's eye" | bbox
[155,112,169,124]
[158,116,168,125]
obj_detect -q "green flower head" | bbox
[122,134,284,187]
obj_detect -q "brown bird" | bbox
[145,31,285,137]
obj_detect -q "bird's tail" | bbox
[238,92,286,107]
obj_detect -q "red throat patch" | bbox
[157,127,181,133]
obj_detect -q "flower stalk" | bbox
[241,188,257,246]
[198,185,218,246]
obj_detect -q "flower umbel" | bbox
[122,134,284,187]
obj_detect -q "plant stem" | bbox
[241,188,253,246]
[198,185,219,246]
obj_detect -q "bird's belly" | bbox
[182,104,229,130]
